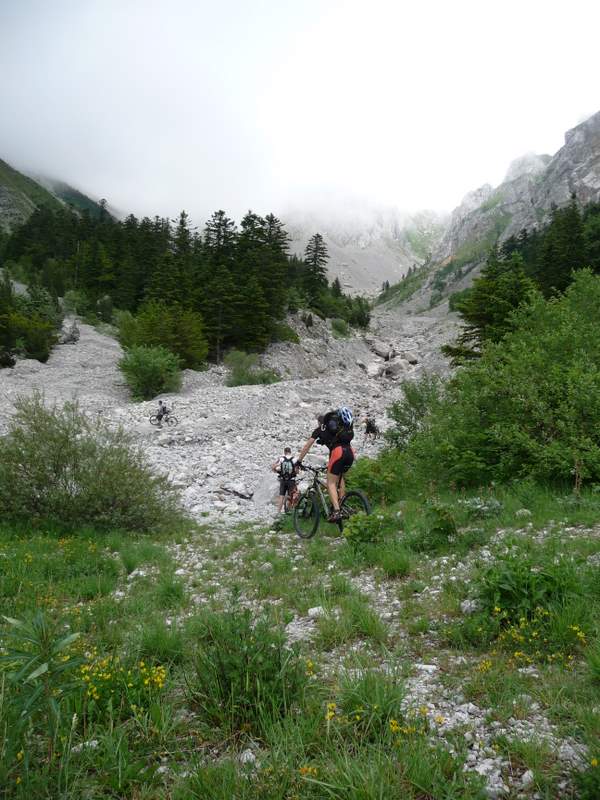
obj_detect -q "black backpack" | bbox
[280,457,295,479]
[324,409,353,444]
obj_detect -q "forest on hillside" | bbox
[0,205,370,366]
[443,198,600,363]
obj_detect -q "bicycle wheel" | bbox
[339,490,371,529]
[167,416,178,427]
[149,415,160,426]
[293,492,320,539]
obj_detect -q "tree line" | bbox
[0,205,370,364]
[443,197,600,363]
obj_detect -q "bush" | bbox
[186,605,307,737]
[63,289,91,316]
[401,271,600,487]
[403,500,458,553]
[385,374,444,450]
[476,551,582,621]
[331,317,350,338]
[271,322,300,343]
[343,511,399,549]
[449,543,596,663]
[6,311,56,361]
[224,350,279,387]
[118,301,208,369]
[119,345,182,400]
[95,294,113,323]
[0,394,184,530]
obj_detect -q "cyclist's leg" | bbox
[276,479,286,513]
[327,447,344,512]
[338,474,346,503]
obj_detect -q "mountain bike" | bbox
[283,479,300,513]
[149,411,178,427]
[293,464,370,539]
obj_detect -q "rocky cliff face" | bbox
[285,206,447,295]
[432,112,600,267]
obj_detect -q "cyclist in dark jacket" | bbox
[297,407,354,522]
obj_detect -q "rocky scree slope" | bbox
[0,305,458,523]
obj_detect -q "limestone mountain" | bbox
[420,111,600,304]
[285,205,447,295]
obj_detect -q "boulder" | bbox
[401,350,419,364]
[368,338,396,360]
[366,362,385,379]
[383,358,411,379]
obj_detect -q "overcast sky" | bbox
[1,0,599,223]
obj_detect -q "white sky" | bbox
[1,0,599,222]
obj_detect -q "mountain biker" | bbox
[364,414,380,439]
[156,400,169,428]
[297,407,354,522]
[272,446,298,513]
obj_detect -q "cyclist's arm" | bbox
[297,437,315,463]
[271,459,281,472]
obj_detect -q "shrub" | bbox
[402,271,600,487]
[119,345,182,400]
[385,374,444,450]
[347,451,408,506]
[95,294,113,323]
[403,500,458,553]
[0,394,184,530]
[301,312,313,328]
[271,322,300,343]
[79,654,167,722]
[186,605,307,737]
[63,289,91,316]
[224,350,279,387]
[0,613,83,764]
[6,311,56,361]
[476,552,581,621]
[343,511,400,549]
[450,544,596,663]
[118,301,208,369]
[331,317,350,338]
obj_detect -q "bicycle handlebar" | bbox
[298,463,327,474]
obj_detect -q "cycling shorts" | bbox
[279,478,295,496]
[328,445,355,476]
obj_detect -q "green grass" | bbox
[1,477,599,797]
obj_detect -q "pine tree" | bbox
[536,198,585,295]
[304,233,329,302]
[442,251,537,363]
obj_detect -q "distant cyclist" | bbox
[156,399,170,428]
[297,407,354,522]
[272,446,299,513]
[364,414,380,439]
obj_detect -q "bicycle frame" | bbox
[300,467,341,516]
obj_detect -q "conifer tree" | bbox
[304,233,329,301]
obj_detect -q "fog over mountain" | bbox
[1,0,600,230]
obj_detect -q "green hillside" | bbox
[0,158,62,232]
[47,179,108,218]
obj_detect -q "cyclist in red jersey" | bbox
[297,407,354,522]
